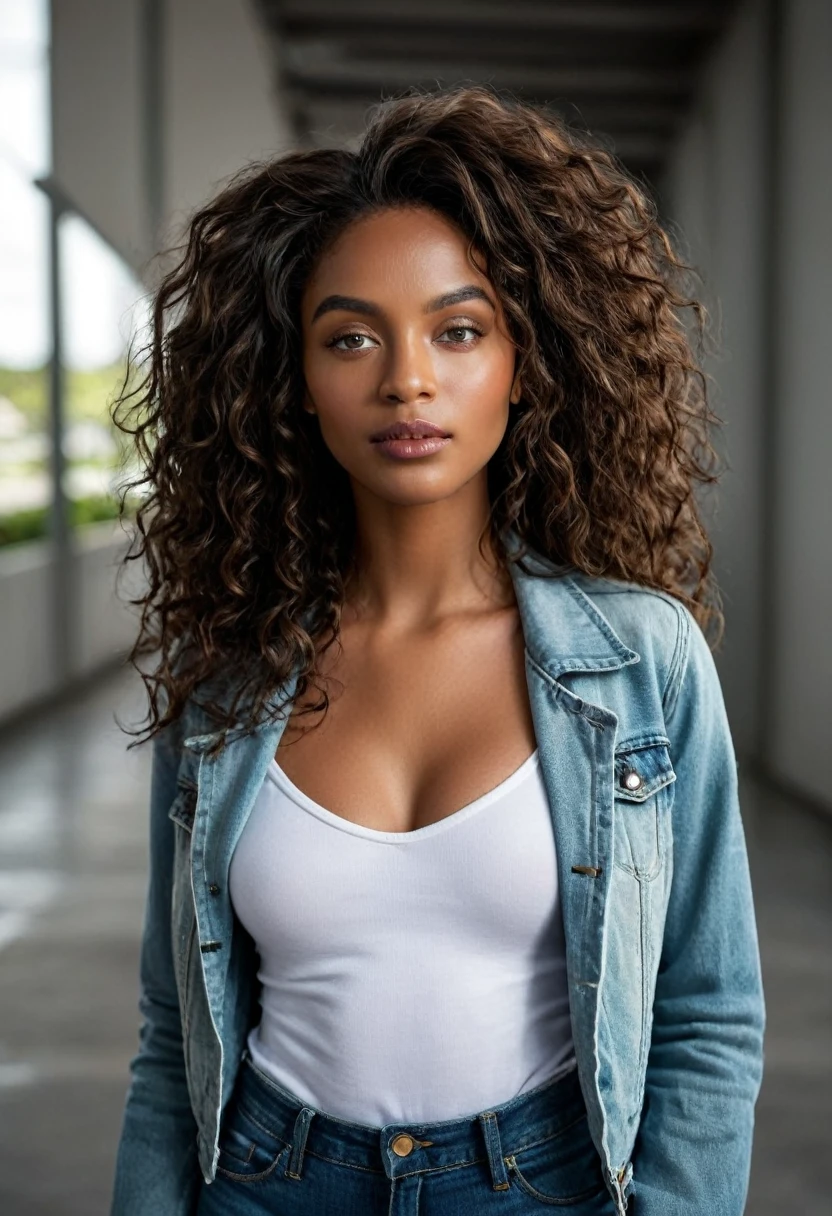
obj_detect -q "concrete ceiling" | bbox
[253,0,736,185]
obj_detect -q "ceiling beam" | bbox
[296,95,687,135]
[269,0,723,36]
[291,95,671,165]
[282,51,694,100]
[283,33,706,76]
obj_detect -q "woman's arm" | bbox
[631,608,766,1215]
[110,724,201,1216]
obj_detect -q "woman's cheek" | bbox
[442,353,515,417]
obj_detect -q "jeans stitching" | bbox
[216,1142,291,1184]
[507,1155,609,1208]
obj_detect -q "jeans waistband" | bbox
[234,1051,586,1188]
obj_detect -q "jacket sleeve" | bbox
[630,606,765,1215]
[110,722,202,1216]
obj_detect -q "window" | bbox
[59,213,150,529]
[0,0,51,546]
[0,0,148,547]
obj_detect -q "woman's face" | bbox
[300,205,520,509]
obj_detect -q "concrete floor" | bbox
[0,666,829,1215]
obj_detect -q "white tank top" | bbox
[228,747,575,1125]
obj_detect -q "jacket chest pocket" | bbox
[612,738,676,880]
[168,782,199,1024]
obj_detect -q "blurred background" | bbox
[0,1,829,1213]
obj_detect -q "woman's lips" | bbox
[371,436,452,459]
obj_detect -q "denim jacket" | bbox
[110,535,765,1216]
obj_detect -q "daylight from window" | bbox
[0,0,149,547]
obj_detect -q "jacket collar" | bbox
[503,528,640,682]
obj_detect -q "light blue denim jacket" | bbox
[110,535,765,1216]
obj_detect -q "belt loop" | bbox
[285,1106,316,1180]
[477,1111,510,1191]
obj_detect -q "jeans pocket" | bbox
[216,1100,291,1184]
[504,1113,608,1206]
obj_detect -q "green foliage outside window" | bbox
[0,361,145,550]
[0,493,139,549]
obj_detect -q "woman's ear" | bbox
[509,373,522,406]
[302,388,316,416]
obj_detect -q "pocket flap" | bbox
[614,738,676,802]
[168,782,198,832]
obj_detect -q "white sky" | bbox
[0,0,146,371]
[61,215,150,370]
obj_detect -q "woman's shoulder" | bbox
[564,568,701,713]
[569,566,690,638]
[568,568,691,634]
[513,539,694,672]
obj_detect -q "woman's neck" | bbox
[344,499,513,632]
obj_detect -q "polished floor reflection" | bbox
[0,666,828,1215]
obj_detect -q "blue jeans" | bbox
[195,1050,618,1214]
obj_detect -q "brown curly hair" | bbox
[112,84,722,755]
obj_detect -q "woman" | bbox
[109,85,764,1216]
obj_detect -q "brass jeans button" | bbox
[391,1133,415,1157]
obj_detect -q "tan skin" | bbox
[276,204,537,832]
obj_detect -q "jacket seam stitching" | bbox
[661,604,691,724]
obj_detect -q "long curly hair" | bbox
[113,84,722,755]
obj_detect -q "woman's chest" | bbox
[230,759,561,958]
[275,608,538,833]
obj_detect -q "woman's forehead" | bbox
[302,206,493,313]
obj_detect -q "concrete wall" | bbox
[74,521,144,677]
[663,0,831,809]
[0,524,138,725]
[50,0,294,275]
[163,0,293,248]
[662,0,769,760]
[768,0,832,807]
[0,541,54,719]
[51,0,148,267]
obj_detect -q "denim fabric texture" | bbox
[194,1050,616,1215]
[110,529,765,1216]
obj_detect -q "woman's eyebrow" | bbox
[424,285,495,313]
[311,294,379,322]
[310,284,496,324]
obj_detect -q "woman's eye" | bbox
[330,332,376,351]
[438,325,481,345]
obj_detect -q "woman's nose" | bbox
[378,334,437,404]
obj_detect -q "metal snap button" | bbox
[623,769,643,791]
[391,1133,415,1157]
